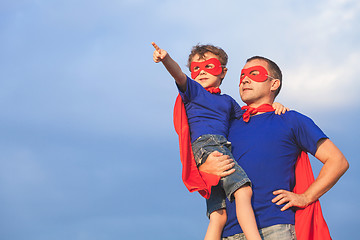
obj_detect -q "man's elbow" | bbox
[340,156,349,174]
[334,153,349,177]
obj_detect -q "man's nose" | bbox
[242,76,251,84]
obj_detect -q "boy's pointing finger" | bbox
[151,42,161,52]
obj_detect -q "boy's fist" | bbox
[152,42,168,63]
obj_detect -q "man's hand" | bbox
[272,189,310,211]
[152,42,168,63]
[198,151,236,178]
[272,102,289,115]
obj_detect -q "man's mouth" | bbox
[242,87,252,91]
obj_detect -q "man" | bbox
[199,56,349,239]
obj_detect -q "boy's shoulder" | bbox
[220,93,237,102]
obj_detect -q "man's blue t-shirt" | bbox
[222,111,328,237]
[178,76,242,143]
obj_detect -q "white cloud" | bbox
[276,0,360,109]
[282,51,360,109]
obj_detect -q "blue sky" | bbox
[0,0,359,239]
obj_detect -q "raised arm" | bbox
[152,42,187,91]
[272,138,349,211]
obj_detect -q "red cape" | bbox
[294,152,332,240]
[173,95,220,199]
[173,95,331,239]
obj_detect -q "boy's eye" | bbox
[250,70,260,75]
[240,73,245,79]
[193,66,200,71]
[205,64,215,69]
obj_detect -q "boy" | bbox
[152,42,284,240]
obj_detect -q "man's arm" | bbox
[272,138,349,211]
[152,42,187,91]
[198,151,236,177]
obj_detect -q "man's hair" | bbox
[246,56,282,97]
[187,44,228,72]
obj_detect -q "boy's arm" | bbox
[152,42,187,92]
[272,102,289,115]
[272,138,349,211]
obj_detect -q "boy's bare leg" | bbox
[204,208,227,240]
[233,185,262,240]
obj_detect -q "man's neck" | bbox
[246,101,274,109]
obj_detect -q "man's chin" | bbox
[240,97,254,105]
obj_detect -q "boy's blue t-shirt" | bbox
[222,111,328,237]
[178,76,242,143]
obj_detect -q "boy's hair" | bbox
[187,44,228,72]
[246,56,282,97]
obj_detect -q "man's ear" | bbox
[270,79,280,92]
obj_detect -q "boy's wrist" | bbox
[161,53,170,62]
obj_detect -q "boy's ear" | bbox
[220,67,228,79]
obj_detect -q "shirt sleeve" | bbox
[177,75,201,103]
[230,98,243,119]
[290,111,328,156]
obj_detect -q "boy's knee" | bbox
[234,184,253,199]
[209,208,227,226]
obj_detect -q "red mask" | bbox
[190,58,223,79]
[240,66,271,84]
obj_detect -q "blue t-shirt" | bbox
[222,110,328,237]
[178,76,242,143]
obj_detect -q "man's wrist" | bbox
[302,192,315,206]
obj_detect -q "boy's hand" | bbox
[151,41,187,89]
[272,102,289,115]
[152,42,168,63]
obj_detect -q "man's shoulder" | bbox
[278,110,318,128]
[280,110,311,120]
[278,110,309,118]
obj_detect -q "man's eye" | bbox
[205,64,215,69]
[250,70,260,75]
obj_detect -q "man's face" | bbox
[239,59,274,106]
[190,52,226,89]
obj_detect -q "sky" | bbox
[0,0,359,239]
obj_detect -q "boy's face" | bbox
[190,52,226,89]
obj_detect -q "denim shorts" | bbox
[222,224,297,240]
[192,134,251,216]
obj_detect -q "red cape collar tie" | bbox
[173,94,331,240]
[205,87,221,94]
[241,104,275,122]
